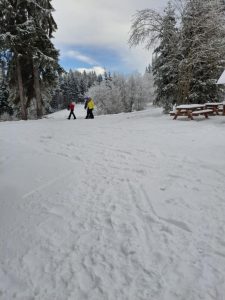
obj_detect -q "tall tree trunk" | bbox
[33,64,43,118]
[0,60,5,81]
[16,55,27,120]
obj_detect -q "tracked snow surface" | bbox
[0,105,225,300]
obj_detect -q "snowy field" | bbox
[1,104,225,300]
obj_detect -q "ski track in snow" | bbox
[1,106,225,299]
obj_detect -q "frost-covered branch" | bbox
[129,9,163,49]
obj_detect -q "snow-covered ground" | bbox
[1,105,225,300]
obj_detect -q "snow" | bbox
[176,104,205,109]
[1,104,225,300]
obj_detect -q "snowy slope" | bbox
[46,104,87,120]
[1,105,225,300]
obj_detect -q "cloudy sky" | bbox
[52,0,167,74]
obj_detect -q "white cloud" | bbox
[120,47,153,73]
[52,0,166,46]
[77,66,105,75]
[52,0,167,72]
[63,50,98,65]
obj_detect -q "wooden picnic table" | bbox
[172,104,210,120]
[204,102,223,115]
[223,101,225,115]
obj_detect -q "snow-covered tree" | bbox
[0,80,12,116]
[24,0,61,118]
[177,0,225,103]
[88,73,152,115]
[144,65,155,103]
[152,2,178,112]
[88,79,122,115]
[0,51,12,116]
[0,0,61,119]
[53,70,100,109]
[0,0,29,119]
[129,0,225,111]
[129,1,179,112]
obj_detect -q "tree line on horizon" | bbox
[50,70,104,112]
[50,69,154,115]
[87,68,154,115]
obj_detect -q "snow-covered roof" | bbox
[216,70,225,84]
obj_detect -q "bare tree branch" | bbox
[128,9,163,49]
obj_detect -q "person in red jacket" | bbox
[67,102,76,119]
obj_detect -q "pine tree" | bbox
[152,2,178,112]
[51,70,100,110]
[97,74,103,85]
[0,0,30,119]
[0,51,12,116]
[129,2,178,112]
[145,64,152,74]
[129,0,225,109]
[0,80,12,115]
[25,0,62,117]
[178,0,225,103]
[0,0,62,119]
[144,64,155,102]
[79,77,87,102]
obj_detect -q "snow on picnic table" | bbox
[0,105,225,300]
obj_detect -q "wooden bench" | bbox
[170,110,187,116]
[218,106,225,115]
[169,111,175,116]
[205,103,223,115]
[171,105,214,120]
[170,110,188,116]
[191,109,213,118]
[172,104,206,120]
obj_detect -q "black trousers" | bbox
[68,110,76,119]
[86,108,94,119]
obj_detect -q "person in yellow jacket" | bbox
[84,97,95,119]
